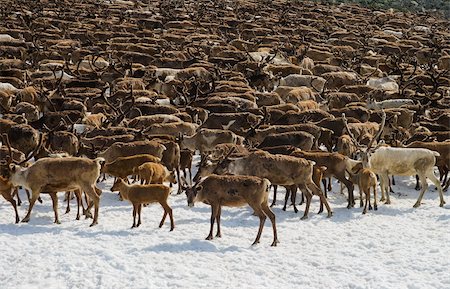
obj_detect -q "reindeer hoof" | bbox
[206,236,213,240]
[89,221,98,227]
[21,217,30,223]
[385,200,391,205]
[439,201,445,207]
[54,220,61,224]
[271,240,278,247]
[252,240,260,246]
[413,202,421,208]
[327,212,333,218]
[170,227,174,231]
[300,215,308,220]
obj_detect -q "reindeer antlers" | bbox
[342,109,386,151]
[342,113,361,148]
[2,133,43,166]
[367,110,386,151]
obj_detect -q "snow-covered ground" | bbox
[0,165,449,289]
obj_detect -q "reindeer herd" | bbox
[0,0,449,246]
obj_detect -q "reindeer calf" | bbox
[348,163,378,214]
[133,162,177,185]
[111,179,174,230]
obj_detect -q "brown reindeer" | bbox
[181,175,278,246]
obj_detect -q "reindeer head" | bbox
[180,177,203,207]
[193,147,237,183]
[342,110,386,167]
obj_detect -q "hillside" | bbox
[314,0,450,18]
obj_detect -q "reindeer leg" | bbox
[2,191,20,223]
[318,196,324,214]
[159,201,174,231]
[206,205,219,240]
[75,190,82,220]
[444,178,450,192]
[131,203,137,228]
[362,189,369,214]
[415,175,420,191]
[336,173,354,208]
[14,188,21,206]
[250,205,266,246]
[413,174,428,208]
[26,189,41,204]
[309,182,332,218]
[49,192,60,224]
[299,186,312,220]
[261,202,278,246]
[65,191,71,214]
[426,171,445,207]
[359,187,364,208]
[321,178,328,198]
[168,204,175,231]
[291,186,298,213]
[379,173,387,202]
[176,167,182,194]
[83,185,99,227]
[22,190,40,223]
[216,205,222,238]
[383,175,391,204]
[373,185,378,211]
[440,166,448,188]
[137,204,142,227]
[270,185,277,207]
[282,187,290,211]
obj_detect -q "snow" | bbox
[0,161,449,289]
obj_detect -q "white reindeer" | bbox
[343,111,445,207]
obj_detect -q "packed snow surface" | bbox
[0,165,449,289]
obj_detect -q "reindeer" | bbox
[195,150,333,220]
[343,111,445,207]
[181,174,278,246]
[8,156,104,226]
